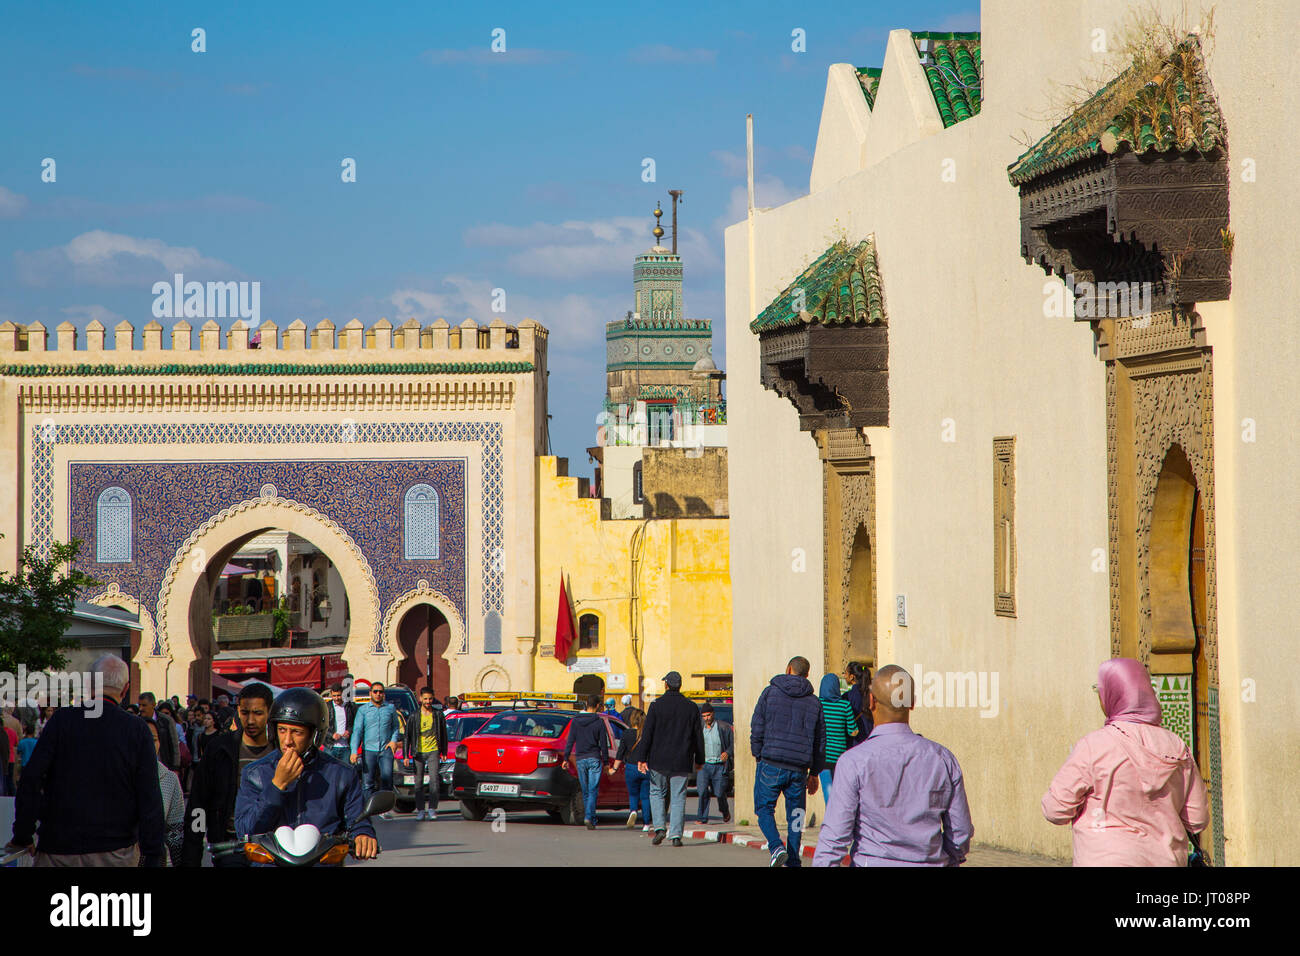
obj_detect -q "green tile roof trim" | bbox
[913,31,982,127]
[856,67,882,109]
[1008,35,1223,186]
[0,361,535,377]
[750,238,886,334]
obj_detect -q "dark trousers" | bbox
[696,762,730,821]
[413,753,439,813]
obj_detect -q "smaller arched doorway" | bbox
[1148,443,1215,858]
[396,603,451,701]
[573,674,605,700]
[847,524,875,669]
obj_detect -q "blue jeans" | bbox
[649,770,688,839]
[696,763,729,821]
[818,764,835,805]
[753,760,807,866]
[361,748,394,802]
[624,764,651,822]
[576,757,603,824]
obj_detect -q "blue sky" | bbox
[1,0,978,466]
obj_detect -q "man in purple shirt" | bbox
[812,665,973,867]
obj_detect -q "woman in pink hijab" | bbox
[1042,658,1209,866]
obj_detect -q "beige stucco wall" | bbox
[726,1,1298,862]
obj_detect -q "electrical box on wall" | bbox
[895,594,908,627]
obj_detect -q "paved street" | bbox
[365,807,767,867]
[362,805,1062,867]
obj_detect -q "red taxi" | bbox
[452,705,629,824]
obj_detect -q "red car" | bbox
[452,707,629,824]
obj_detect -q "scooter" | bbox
[210,791,395,867]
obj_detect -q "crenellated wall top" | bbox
[0,317,549,370]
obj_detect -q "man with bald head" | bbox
[5,654,164,867]
[812,665,973,867]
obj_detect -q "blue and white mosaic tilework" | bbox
[32,420,504,634]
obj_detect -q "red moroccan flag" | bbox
[555,575,577,661]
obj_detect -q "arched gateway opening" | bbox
[155,498,380,699]
[396,603,452,701]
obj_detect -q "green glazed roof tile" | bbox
[750,238,886,334]
[1007,35,1223,186]
[913,31,982,128]
[856,67,882,109]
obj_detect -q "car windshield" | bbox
[448,715,490,742]
[384,689,415,714]
[477,711,571,739]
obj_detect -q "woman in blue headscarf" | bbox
[817,674,859,802]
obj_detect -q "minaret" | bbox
[632,202,684,322]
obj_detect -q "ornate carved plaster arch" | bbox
[155,495,381,678]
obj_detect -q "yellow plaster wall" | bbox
[533,456,731,703]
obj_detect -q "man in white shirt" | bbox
[325,684,356,764]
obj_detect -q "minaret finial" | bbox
[652,202,665,244]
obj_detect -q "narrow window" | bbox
[578,613,600,652]
[632,461,644,504]
[994,438,1016,617]
[404,483,440,559]
[96,487,132,563]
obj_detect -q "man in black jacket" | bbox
[4,654,164,866]
[180,682,275,866]
[139,692,179,772]
[637,671,705,847]
[404,688,448,820]
[324,683,358,764]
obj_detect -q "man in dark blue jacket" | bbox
[750,656,825,868]
[236,688,377,862]
[4,654,164,866]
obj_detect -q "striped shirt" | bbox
[820,698,857,764]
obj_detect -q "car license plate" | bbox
[478,782,519,796]
[401,774,430,785]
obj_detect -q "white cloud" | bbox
[710,150,748,178]
[388,275,624,344]
[421,48,570,66]
[465,216,659,280]
[61,304,124,326]
[715,174,806,232]
[15,230,237,287]
[0,186,28,219]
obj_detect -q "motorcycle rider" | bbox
[235,688,378,861]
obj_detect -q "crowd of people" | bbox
[2,652,1209,869]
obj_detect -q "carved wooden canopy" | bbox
[1008,36,1230,313]
[752,238,888,432]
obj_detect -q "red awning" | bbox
[270,655,321,688]
[322,654,348,685]
[212,658,267,675]
[210,673,245,695]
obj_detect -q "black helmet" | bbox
[269,688,329,751]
